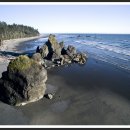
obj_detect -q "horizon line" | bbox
[40,32,130,35]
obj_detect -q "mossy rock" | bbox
[48,34,57,44]
[8,55,36,72]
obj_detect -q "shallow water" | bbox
[57,34,130,73]
[18,34,130,73]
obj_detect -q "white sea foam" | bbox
[74,39,130,72]
[75,40,130,57]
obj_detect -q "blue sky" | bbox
[0,4,130,34]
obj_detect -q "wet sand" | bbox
[14,57,130,125]
[0,39,130,125]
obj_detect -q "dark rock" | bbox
[79,53,87,64]
[37,34,62,61]
[32,53,43,65]
[73,53,87,64]
[63,55,72,64]
[61,47,67,55]
[66,45,76,59]
[45,34,62,60]
[36,46,40,53]
[0,39,3,46]
[43,59,55,69]
[36,34,88,68]
[0,55,47,106]
[39,44,49,59]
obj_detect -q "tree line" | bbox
[0,21,40,41]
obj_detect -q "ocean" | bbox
[20,34,130,73]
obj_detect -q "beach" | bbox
[0,35,46,78]
[0,34,130,125]
[0,35,46,52]
[18,58,130,125]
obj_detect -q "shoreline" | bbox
[0,34,47,52]
[0,34,48,64]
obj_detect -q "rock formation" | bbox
[36,34,88,68]
[0,55,47,106]
[0,34,88,106]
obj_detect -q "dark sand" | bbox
[15,57,130,125]
[0,42,130,125]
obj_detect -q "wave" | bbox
[75,40,130,57]
[91,54,130,73]
[74,39,130,73]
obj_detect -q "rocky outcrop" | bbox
[66,45,77,59]
[47,34,62,60]
[36,34,88,68]
[0,34,89,106]
[0,55,47,106]
[36,44,49,59]
[0,34,88,106]
[73,53,87,64]
[37,34,62,60]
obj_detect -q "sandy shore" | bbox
[0,35,44,52]
[0,34,48,66]
[0,36,130,125]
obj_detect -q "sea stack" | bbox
[0,55,47,106]
[36,34,88,68]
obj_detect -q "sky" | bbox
[0,4,130,34]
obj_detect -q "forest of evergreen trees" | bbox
[0,21,40,41]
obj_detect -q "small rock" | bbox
[52,64,56,67]
[57,61,61,64]
[44,93,54,99]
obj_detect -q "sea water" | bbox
[22,34,130,73]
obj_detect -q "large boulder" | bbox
[0,55,47,106]
[45,34,62,60]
